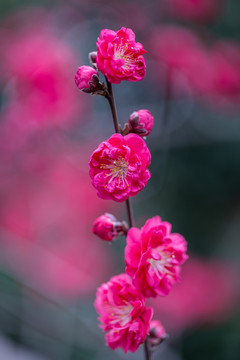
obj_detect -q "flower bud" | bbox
[89,51,97,68]
[93,213,128,241]
[148,320,167,347]
[75,65,99,93]
[122,110,154,137]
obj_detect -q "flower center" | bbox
[114,42,137,70]
[101,157,129,187]
[148,251,175,279]
[109,302,133,327]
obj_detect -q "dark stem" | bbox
[105,77,134,229]
[126,198,134,228]
[105,77,120,133]
[144,339,152,360]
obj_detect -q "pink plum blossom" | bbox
[95,273,153,353]
[128,109,154,137]
[89,133,151,202]
[75,65,99,92]
[125,216,188,297]
[167,0,224,23]
[92,213,127,241]
[96,27,146,84]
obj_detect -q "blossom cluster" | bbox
[75,27,188,355]
[95,216,187,353]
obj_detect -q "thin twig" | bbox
[105,77,120,134]
[104,77,134,229]
[126,198,134,228]
[144,339,152,360]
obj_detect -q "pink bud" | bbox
[92,213,128,241]
[75,65,99,92]
[148,320,167,346]
[128,109,154,137]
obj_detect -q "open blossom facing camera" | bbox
[96,27,146,84]
[125,216,188,297]
[89,133,151,202]
[95,273,153,353]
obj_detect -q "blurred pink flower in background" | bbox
[149,257,239,332]
[0,139,115,299]
[148,25,212,96]
[0,9,109,300]
[167,0,224,23]
[205,40,240,110]
[1,32,83,124]
[148,24,240,112]
[0,9,87,151]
